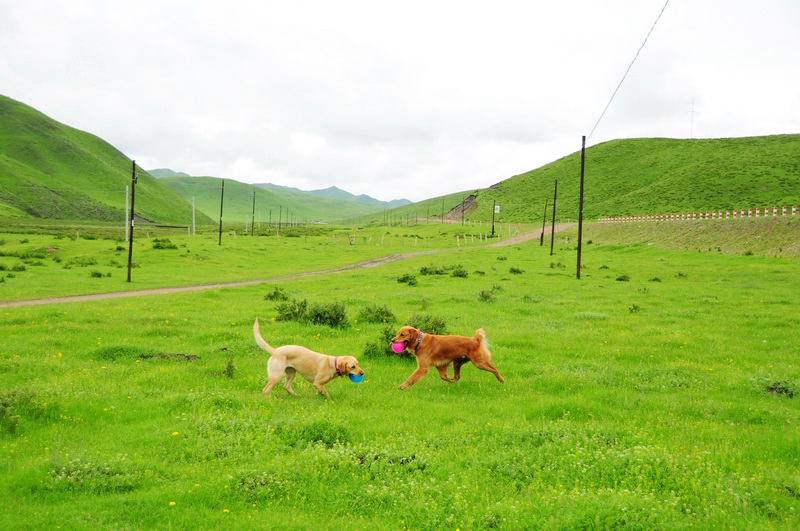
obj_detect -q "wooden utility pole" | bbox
[540,198,548,246]
[126,160,137,282]
[218,179,225,246]
[491,200,497,237]
[549,180,558,256]
[577,136,586,279]
[251,190,256,236]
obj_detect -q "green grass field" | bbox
[1,222,799,529]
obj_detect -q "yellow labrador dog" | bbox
[254,319,364,398]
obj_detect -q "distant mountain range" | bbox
[149,169,411,210]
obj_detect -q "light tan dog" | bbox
[392,325,505,389]
[254,319,364,398]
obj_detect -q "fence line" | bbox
[599,205,797,223]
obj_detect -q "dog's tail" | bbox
[476,328,491,354]
[253,319,275,355]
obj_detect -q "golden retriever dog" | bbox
[254,319,364,398]
[392,325,505,389]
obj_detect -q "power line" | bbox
[587,0,671,141]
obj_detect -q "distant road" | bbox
[0,225,573,308]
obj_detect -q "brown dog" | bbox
[254,319,364,398]
[392,325,505,389]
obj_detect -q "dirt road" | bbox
[1,225,573,308]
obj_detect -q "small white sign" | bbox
[494,205,500,214]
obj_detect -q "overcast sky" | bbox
[1,1,798,202]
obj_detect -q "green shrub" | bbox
[1,388,59,435]
[363,325,402,358]
[419,264,445,275]
[223,356,235,378]
[509,267,524,275]
[616,274,631,282]
[275,298,348,328]
[766,381,796,398]
[357,303,396,324]
[406,314,448,335]
[307,301,348,329]
[451,265,468,278]
[275,298,308,322]
[478,290,494,302]
[151,238,178,250]
[397,273,418,286]
[264,286,289,301]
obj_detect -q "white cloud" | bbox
[1,0,798,201]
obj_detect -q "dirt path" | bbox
[1,225,573,308]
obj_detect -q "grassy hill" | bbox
[355,135,800,225]
[0,95,212,225]
[3,93,798,228]
[258,183,411,209]
[159,176,386,226]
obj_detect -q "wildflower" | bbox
[170,501,176,507]
[172,432,179,436]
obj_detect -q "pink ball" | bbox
[391,341,405,353]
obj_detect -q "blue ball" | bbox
[349,373,364,383]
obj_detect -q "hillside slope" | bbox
[159,176,386,224]
[483,135,800,223]
[0,95,212,225]
[357,135,800,225]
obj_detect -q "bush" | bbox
[90,270,104,278]
[307,301,348,329]
[419,265,446,275]
[264,286,289,301]
[363,325,402,358]
[478,290,494,302]
[275,298,308,322]
[451,266,468,278]
[397,273,418,286]
[406,314,448,335]
[479,284,503,303]
[357,303,396,324]
[509,267,524,275]
[616,274,631,282]
[275,298,349,328]
[151,238,178,250]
